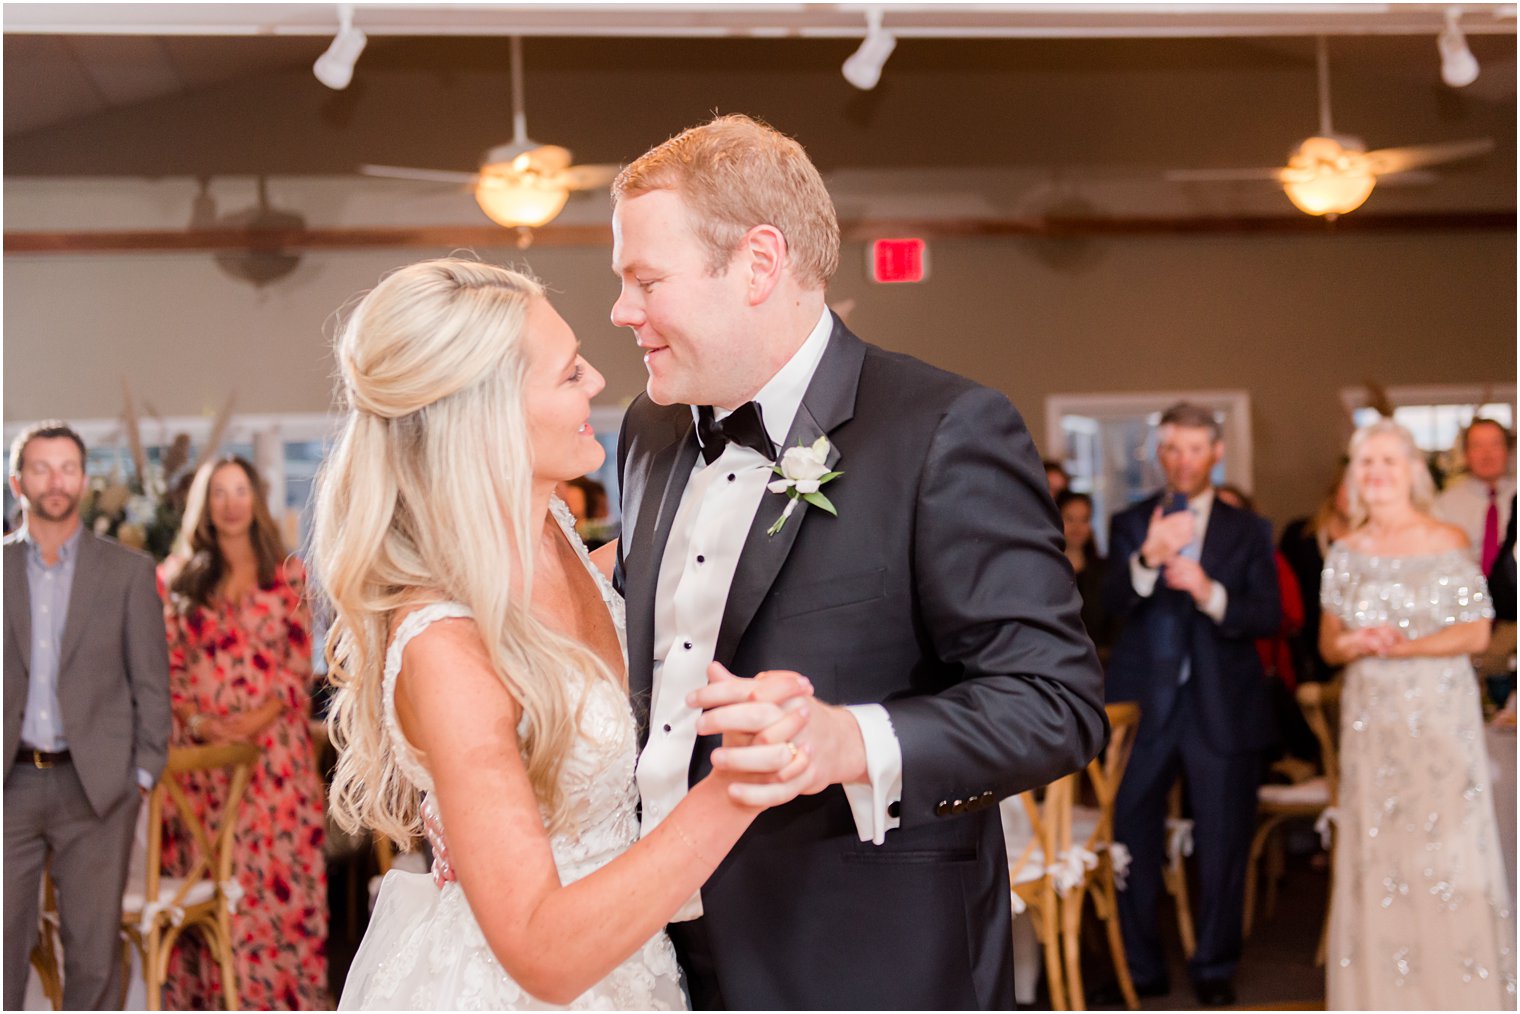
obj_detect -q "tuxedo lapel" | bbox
[624,423,701,736]
[713,318,865,667]
[5,542,32,675]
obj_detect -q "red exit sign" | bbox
[870,238,929,284]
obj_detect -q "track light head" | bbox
[314,4,367,90]
[842,8,896,91]
[1438,8,1479,88]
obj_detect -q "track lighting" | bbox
[1438,7,1479,88]
[314,4,367,90]
[842,8,896,91]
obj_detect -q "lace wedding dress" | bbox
[339,502,686,1010]
[1322,545,1515,1010]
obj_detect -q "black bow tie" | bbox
[696,402,777,465]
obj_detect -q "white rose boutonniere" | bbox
[766,435,843,536]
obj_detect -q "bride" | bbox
[312,259,814,1009]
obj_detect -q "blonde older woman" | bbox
[1320,419,1514,1010]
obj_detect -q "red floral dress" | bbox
[160,557,329,1010]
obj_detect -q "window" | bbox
[1044,391,1252,555]
[1341,384,1516,453]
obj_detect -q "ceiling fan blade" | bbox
[359,164,481,186]
[561,164,620,190]
[1375,170,1441,187]
[1364,138,1494,175]
[1165,167,1288,183]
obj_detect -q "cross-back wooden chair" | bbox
[1244,680,1340,938]
[1062,700,1142,1011]
[1295,680,1342,965]
[1006,774,1077,1011]
[1161,776,1198,958]
[28,862,64,1010]
[120,741,259,1011]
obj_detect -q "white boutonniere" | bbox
[766,436,843,536]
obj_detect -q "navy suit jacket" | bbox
[1102,493,1279,754]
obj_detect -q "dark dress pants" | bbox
[4,760,139,1010]
[1114,684,1260,986]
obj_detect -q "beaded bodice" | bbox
[1321,545,1494,640]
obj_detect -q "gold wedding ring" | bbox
[787,742,800,763]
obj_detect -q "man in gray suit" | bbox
[4,421,171,1009]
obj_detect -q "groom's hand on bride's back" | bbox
[693,662,867,804]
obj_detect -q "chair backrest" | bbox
[138,742,260,916]
[1008,774,1076,884]
[1296,681,1342,803]
[1076,700,1142,851]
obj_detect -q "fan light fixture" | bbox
[474,146,573,228]
[842,7,896,90]
[1280,137,1377,216]
[1438,8,1480,88]
[313,4,366,90]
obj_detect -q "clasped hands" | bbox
[692,661,867,807]
[1142,506,1213,605]
[1335,625,1408,660]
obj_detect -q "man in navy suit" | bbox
[1103,402,1280,1007]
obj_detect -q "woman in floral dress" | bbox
[160,455,328,1010]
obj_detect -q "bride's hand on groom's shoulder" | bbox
[691,663,833,808]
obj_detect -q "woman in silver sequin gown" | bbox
[1320,420,1515,1010]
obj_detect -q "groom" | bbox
[611,114,1108,1009]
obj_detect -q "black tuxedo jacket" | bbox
[615,317,1107,1009]
[1102,494,1280,753]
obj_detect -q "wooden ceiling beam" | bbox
[5,212,1513,255]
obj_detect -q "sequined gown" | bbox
[338,502,685,1010]
[1321,545,1515,1010]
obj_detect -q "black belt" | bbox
[17,748,70,768]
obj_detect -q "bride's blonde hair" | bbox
[312,258,612,843]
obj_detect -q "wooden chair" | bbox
[1295,681,1342,965]
[1062,700,1142,1011]
[120,741,259,1011]
[28,863,64,1010]
[1243,680,1341,937]
[1161,777,1198,958]
[1006,774,1078,1011]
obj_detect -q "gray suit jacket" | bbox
[4,528,171,815]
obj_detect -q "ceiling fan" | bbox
[1166,36,1494,218]
[360,36,619,233]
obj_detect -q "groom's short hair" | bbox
[612,113,840,291]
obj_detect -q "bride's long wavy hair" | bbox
[312,258,611,844]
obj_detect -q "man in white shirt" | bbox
[1435,418,1515,575]
[611,114,1107,1009]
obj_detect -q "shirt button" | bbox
[663,723,672,733]
[683,641,693,650]
[696,555,705,564]
[39,710,48,720]
[727,474,736,482]
[40,605,49,614]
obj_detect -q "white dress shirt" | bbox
[1435,474,1516,564]
[637,306,903,921]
